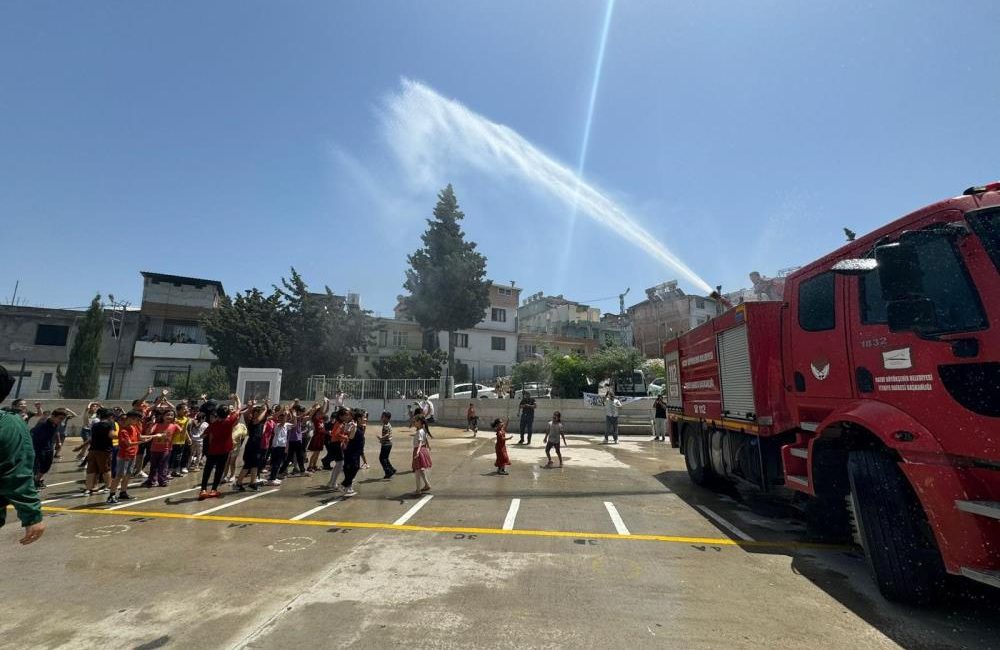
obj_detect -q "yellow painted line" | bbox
[40,506,847,551]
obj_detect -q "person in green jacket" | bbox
[0,365,45,544]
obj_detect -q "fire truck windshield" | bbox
[967,207,1000,272]
[865,234,987,335]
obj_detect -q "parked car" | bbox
[647,378,665,397]
[429,383,498,399]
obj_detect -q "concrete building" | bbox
[127,272,224,395]
[516,293,624,361]
[434,283,521,381]
[627,280,723,358]
[354,307,425,378]
[0,304,141,400]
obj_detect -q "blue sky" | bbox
[2,1,998,315]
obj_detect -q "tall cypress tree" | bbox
[404,184,491,371]
[62,294,104,398]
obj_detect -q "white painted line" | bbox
[41,481,143,505]
[696,505,755,542]
[194,489,278,516]
[502,498,521,530]
[290,498,342,521]
[393,494,434,525]
[603,501,630,535]
[106,487,199,511]
[45,479,83,488]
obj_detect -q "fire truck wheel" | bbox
[683,427,718,488]
[847,449,946,605]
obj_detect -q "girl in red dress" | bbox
[492,418,512,475]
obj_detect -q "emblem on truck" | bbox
[810,358,831,381]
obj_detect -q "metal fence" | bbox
[304,376,445,402]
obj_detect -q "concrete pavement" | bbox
[1,427,997,650]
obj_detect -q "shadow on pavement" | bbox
[653,469,1000,650]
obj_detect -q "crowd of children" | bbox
[11,389,575,507]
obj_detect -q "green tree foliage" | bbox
[203,268,373,398]
[544,352,590,399]
[62,295,104,398]
[373,350,447,379]
[587,345,644,385]
[169,366,232,400]
[511,360,547,389]
[403,185,491,369]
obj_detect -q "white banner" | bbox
[582,393,649,407]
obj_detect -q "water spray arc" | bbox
[384,80,714,295]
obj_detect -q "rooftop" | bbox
[140,271,225,294]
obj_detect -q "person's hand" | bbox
[200,394,208,401]
[147,387,154,395]
[19,522,45,545]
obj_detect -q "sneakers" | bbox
[266,479,282,486]
[248,483,260,492]
[198,490,210,501]
[208,490,222,499]
[222,476,233,484]
[498,469,509,475]
[327,483,342,491]
[180,468,189,475]
[138,471,149,478]
[106,494,119,505]
[234,483,246,492]
[118,492,134,501]
[343,487,357,497]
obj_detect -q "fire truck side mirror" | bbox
[875,241,924,302]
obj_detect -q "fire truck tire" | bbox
[683,427,718,488]
[847,449,946,605]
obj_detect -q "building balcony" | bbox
[133,341,217,361]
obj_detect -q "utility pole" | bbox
[10,280,18,306]
[106,296,130,399]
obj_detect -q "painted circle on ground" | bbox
[75,524,131,539]
[267,536,316,553]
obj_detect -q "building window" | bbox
[491,308,507,322]
[498,287,512,296]
[695,298,705,309]
[391,330,409,348]
[153,368,189,387]
[35,324,69,346]
[491,336,506,351]
[522,344,537,356]
[451,333,469,348]
[378,331,388,347]
[493,365,507,378]
[40,373,53,392]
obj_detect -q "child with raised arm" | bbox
[544,411,568,468]
[492,418,512,475]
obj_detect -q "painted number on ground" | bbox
[76,524,131,539]
[326,527,351,534]
[267,537,316,553]
[453,533,478,540]
[574,539,598,546]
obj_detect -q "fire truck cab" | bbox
[664,183,1000,603]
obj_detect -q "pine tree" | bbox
[62,294,104,398]
[404,184,491,372]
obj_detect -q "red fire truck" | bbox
[663,182,1000,603]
